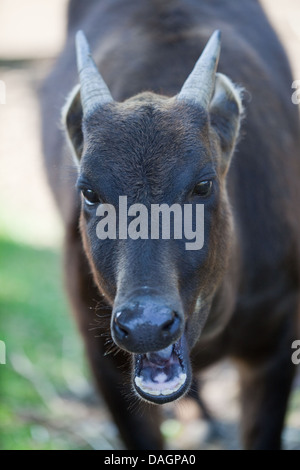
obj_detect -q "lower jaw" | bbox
[134,374,191,404]
[133,336,192,404]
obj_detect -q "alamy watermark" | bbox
[291,340,300,365]
[292,80,300,105]
[0,340,6,365]
[0,80,6,105]
[95,196,204,250]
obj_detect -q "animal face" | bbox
[63,31,243,403]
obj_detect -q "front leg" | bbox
[236,332,297,450]
[64,228,163,450]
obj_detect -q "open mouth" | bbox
[133,335,191,404]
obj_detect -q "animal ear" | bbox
[209,73,244,173]
[62,84,84,165]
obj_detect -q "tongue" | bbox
[146,345,173,366]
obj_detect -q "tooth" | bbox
[135,377,142,387]
[146,389,160,396]
[135,371,187,397]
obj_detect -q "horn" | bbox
[177,30,221,108]
[75,30,113,117]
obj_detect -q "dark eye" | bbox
[193,180,213,197]
[82,188,100,206]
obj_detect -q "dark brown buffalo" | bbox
[41,0,300,449]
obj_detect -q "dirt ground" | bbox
[0,0,299,450]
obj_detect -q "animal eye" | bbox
[193,180,213,197]
[82,188,100,206]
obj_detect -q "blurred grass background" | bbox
[0,0,299,450]
[0,238,80,449]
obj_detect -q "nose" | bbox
[112,296,183,353]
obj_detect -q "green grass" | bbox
[0,235,86,449]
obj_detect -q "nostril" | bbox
[114,313,129,339]
[161,311,178,332]
[117,325,129,338]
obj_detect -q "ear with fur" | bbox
[61,84,83,166]
[209,73,244,173]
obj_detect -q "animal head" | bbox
[63,30,243,403]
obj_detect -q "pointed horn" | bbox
[177,30,221,108]
[76,30,113,117]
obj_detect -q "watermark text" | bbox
[292,80,300,105]
[291,340,300,365]
[0,340,6,364]
[96,196,204,251]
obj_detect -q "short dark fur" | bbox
[41,0,300,449]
